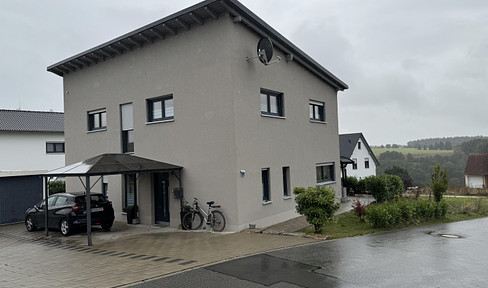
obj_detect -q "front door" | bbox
[154,173,170,222]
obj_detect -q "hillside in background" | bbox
[407,136,487,150]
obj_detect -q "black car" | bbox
[25,192,115,236]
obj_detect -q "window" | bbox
[88,109,106,131]
[124,174,136,209]
[260,89,284,117]
[316,163,335,183]
[283,167,290,198]
[54,196,70,206]
[358,142,362,150]
[309,100,325,122]
[46,142,65,154]
[262,168,271,202]
[147,95,174,122]
[121,103,134,153]
[365,158,370,169]
[352,158,358,170]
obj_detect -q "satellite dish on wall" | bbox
[247,37,281,65]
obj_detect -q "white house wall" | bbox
[346,138,377,179]
[62,14,342,231]
[0,132,65,171]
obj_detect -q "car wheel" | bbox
[25,216,36,232]
[101,222,113,231]
[60,219,71,236]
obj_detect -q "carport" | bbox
[43,153,183,246]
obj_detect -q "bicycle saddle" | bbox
[206,201,214,206]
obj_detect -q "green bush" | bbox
[366,199,448,228]
[294,185,340,233]
[364,175,403,202]
[48,181,66,195]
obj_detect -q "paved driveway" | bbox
[131,217,488,287]
[0,222,317,287]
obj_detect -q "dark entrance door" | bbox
[154,173,170,222]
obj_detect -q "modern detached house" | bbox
[47,0,348,231]
[340,133,379,179]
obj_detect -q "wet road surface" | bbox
[129,217,488,287]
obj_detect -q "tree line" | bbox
[407,136,487,150]
[377,138,488,187]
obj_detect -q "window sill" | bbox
[146,118,175,125]
[261,114,286,120]
[317,181,336,186]
[283,196,292,200]
[310,120,327,124]
[262,201,273,205]
[87,128,107,134]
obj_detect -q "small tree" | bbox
[430,164,448,202]
[294,185,340,233]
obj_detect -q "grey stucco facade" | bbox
[55,2,346,231]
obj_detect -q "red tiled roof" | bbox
[464,154,488,176]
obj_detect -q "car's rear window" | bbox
[75,195,106,204]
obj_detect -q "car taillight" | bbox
[71,205,80,212]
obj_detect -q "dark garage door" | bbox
[0,175,43,224]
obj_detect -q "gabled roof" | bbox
[0,109,64,133]
[339,133,380,166]
[464,154,488,176]
[47,0,348,91]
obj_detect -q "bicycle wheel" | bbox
[182,211,204,230]
[210,211,226,232]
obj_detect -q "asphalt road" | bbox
[127,217,488,288]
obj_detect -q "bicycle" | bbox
[182,198,226,232]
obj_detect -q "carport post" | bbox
[86,176,92,246]
[44,176,49,236]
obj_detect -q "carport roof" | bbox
[44,153,182,177]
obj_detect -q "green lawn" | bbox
[300,197,488,239]
[372,147,453,157]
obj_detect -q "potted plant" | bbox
[180,199,192,230]
[124,204,139,224]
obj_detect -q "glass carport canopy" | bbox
[43,153,183,246]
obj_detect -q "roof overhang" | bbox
[47,0,348,91]
[44,153,182,177]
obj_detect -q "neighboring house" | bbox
[339,133,379,179]
[0,109,65,172]
[0,109,64,224]
[47,0,348,231]
[464,154,488,188]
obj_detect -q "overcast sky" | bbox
[1,0,487,145]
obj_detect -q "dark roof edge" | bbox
[47,0,348,91]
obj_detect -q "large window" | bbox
[283,166,290,198]
[121,103,134,153]
[309,100,325,122]
[316,163,335,183]
[262,168,271,203]
[260,89,284,117]
[352,158,358,170]
[46,142,65,154]
[147,95,174,122]
[88,109,106,131]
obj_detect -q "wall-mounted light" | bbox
[240,170,246,177]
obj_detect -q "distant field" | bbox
[372,148,454,157]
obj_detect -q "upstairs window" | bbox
[88,109,106,131]
[46,142,65,154]
[147,95,174,122]
[309,100,325,122]
[365,158,370,169]
[358,142,362,150]
[352,158,358,170]
[121,103,134,153]
[262,168,271,203]
[260,89,284,117]
[316,163,335,183]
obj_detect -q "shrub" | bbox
[352,200,367,221]
[364,175,404,203]
[294,185,340,233]
[366,199,448,228]
[430,165,448,202]
[48,181,65,195]
[346,176,367,195]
